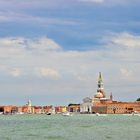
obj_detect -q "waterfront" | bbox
[0,114,140,140]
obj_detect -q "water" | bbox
[0,114,140,140]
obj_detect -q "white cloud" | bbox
[9,68,21,77]
[39,68,60,79]
[0,33,140,103]
[0,37,61,53]
[102,32,140,62]
[120,68,133,78]
[0,37,25,47]
[28,37,61,51]
[0,33,139,81]
[109,32,140,48]
[0,36,62,78]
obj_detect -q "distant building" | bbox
[80,97,92,113]
[43,106,53,113]
[27,100,33,113]
[55,106,68,113]
[0,106,17,114]
[107,102,140,114]
[68,104,80,112]
[34,106,43,114]
[81,72,140,114]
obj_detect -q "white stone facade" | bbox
[80,97,93,113]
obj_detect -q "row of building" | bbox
[0,72,140,114]
[0,100,80,114]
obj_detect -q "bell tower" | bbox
[27,100,32,113]
[94,72,106,98]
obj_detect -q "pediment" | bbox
[83,97,92,103]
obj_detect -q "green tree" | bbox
[136,98,140,101]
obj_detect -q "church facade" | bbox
[80,97,92,113]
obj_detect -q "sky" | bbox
[0,0,140,105]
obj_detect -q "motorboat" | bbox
[95,113,107,116]
[46,112,51,115]
[122,111,140,116]
[62,112,72,116]
[132,111,140,116]
[96,113,100,116]
[15,112,24,115]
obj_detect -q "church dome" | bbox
[94,92,104,98]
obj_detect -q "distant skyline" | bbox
[0,0,140,105]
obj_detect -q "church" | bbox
[80,72,140,114]
[92,72,112,104]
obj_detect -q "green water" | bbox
[0,114,140,140]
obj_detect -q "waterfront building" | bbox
[22,106,28,113]
[50,106,56,114]
[43,106,53,113]
[107,102,140,114]
[27,100,33,113]
[55,106,68,113]
[34,106,43,114]
[68,104,80,112]
[80,97,92,113]
[0,106,17,114]
[16,106,23,113]
[81,72,140,114]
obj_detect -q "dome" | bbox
[94,92,104,98]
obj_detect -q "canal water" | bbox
[0,114,140,140]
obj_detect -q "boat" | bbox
[132,111,140,116]
[95,113,107,116]
[122,111,140,116]
[46,112,51,115]
[96,113,100,116]
[62,112,72,116]
[15,112,24,115]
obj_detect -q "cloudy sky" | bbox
[0,0,140,105]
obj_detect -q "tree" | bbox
[136,98,140,101]
[68,103,80,107]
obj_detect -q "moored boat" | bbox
[62,112,72,116]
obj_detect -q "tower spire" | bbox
[110,93,113,101]
[98,72,104,89]
[98,72,103,83]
